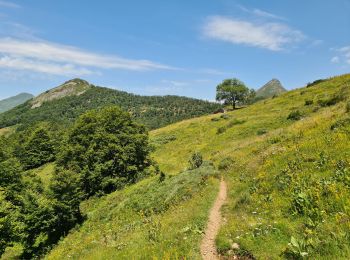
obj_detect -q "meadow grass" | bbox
[46,74,350,259]
[46,164,220,259]
[150,74,350,258]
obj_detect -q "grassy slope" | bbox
[150,74,350,258]
[47,165,219,259]
[46,74,350,259]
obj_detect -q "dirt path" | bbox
[200,178,227,260]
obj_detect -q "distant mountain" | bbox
[256,79,287,99]
[0,79,221,130]
[0,93,34,113]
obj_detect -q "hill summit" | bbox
[31,78,91,108]
[256,78,287,99]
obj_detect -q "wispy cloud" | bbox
[252,9,286,20]
[333,46,350,65]
[203,16,305,51]
[0,38,176,76]
[0,0,20,8]
[237,5,286,21]
[161,80,189,87]
[331,56,340,63]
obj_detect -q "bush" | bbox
[346,101,350,113]
[304,100,313,106]
[188,152,203,169]
[307,79,326,87]
[220,114,230,120]
[287,110,303,121]
[317,94,343,107]
[151,135,176,146]
[218,157,235,171]
[227,119,246,128]
[257,129,268,135]
[217,126,227,134]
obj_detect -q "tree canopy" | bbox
[216,78,255,109]
[57,106,152,197]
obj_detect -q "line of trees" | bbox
[0,106,153,258]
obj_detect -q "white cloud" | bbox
[161,80,189,87]
[203,16,305,51]
[331,56,340,63]
[0,0,20,8]
[333,46,350,65]
[252,9,286,20]
[237,5,286,21]
[0,56,93,76]
[0,38,175,76]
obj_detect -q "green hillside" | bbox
[0,79,221,130]
[0,93,34,113]
[1,74,350,259]
[256,79,287,99]
[42,74,350,259]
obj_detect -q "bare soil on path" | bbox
[200,178,227,260]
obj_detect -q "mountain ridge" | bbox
[0,79,221,130]
[0,93,34,113]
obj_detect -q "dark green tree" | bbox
[57,106,152,197]
[216,79,251,109]
[21,126,55,170]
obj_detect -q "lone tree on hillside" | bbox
[216,79,254,109]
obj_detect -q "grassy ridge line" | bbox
[150,74,349,173]
[46,165,219,259]
[149,74,350,258]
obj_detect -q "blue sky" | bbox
[0,0,349,100]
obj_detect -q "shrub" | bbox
[220,114,230,120]
[307,79,326,87]
[346,101,350,113]
[218,157,235,171]
[217,126,227,134]
[287,110,302,121]
[257,129,268,135]
[227,119,246,128]
[151,135,176,146]
[304,100,313,106]
[188,152,203,169]
[317,94,343,107]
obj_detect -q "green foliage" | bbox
[0,85,221,131]
[346,101,350,113]
[287,110,303,120]
[317,93,344,107]
[188,152,203,169]
[256,129,268,135]
[57,106,152,197]
[20,126,55,170]
[218,157,235,171]
[307,79,326,87]
[47,165,219,259]
[216,78,253,109]
[282,236,309,259]
[304,99,313,106]
[150,134,177,147]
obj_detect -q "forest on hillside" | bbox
[0,86,222,131]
